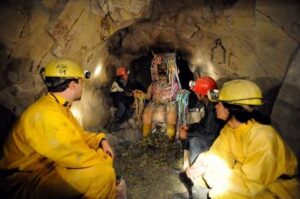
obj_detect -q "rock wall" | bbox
[0,0,299,160]
[0,0,151,127]
[105,0,300,159]
[271,46,300,166]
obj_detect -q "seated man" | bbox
[110,66,143,131]
[0,59,124,199]
[179,76,225,170]
[142,69,180,140]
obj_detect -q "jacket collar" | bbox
[48,93,70,107]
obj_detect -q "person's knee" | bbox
[142,124,151,138]
[192,138,210,151]
[102,165,116,181]
[166,110,177,125]
[89,164,116,185]
[86,165,116,198]
[189,137,200,148]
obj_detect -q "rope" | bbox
[150,52,188,140]
[133,90,145,128]
[151,55,161,82]
[175,89,190,139]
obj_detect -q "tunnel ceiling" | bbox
[0,0,300,156]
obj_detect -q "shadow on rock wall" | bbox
[0,41,46,116]
[0,104,16,157]
[270,83,300,168]
[254,77,282,116]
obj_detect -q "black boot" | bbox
[109,119,122,131]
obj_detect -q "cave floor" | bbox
[114,128,208,199]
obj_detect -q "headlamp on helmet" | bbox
[208,79,263,106]
[189,76,217,96]
[189,80,196,89]
[207,89,220,102]
[84,70,91,79]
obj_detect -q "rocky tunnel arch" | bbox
[0,0,299,171]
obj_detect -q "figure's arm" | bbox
[144,84,153,100]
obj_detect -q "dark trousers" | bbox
[182,137,213,165]
[115,102,133,124]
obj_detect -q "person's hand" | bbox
[186,157,206,181]
[100,139,114,159]
[179,125,189,139]
[116,178,127,199]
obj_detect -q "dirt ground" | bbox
[114,129,208,199]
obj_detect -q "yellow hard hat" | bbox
[208,79,263,105]
[44,58,90,79]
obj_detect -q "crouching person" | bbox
[179,76,225,171]
[186,79,299,199]
[0,59,125,199]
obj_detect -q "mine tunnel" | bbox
[0,0,300,199]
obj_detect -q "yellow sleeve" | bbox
[191,126,234,186]
[24,108,111,169]
[208,125,235,167]
[81,131,106,149]
[68,111,106,149]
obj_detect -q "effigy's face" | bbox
[158,62,167,71]
[158,75,168,84]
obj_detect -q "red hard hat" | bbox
[116,66,127,76]
[190,76,217,95]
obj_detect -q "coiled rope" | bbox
[133,90,145,128]
[176,89,190,139]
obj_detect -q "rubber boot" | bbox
[166,124,176,140]
[110,119,122,131]
[142,124,151,138]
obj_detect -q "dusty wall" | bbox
[0,0,299,159]
[0,0,151,127]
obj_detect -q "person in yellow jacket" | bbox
[186,79,299,199]
[0,58,123,199]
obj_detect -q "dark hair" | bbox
[223,103,270,125]
[45,77,79,92]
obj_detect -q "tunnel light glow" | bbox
[204,154,232,196]
[205,61,218,80]
[206,61,215,75]
[93,64,102,77]
[71,106,82,123]
[192,53,219,80]
[186,153,232,197]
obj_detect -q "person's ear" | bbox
[68,80,76,90]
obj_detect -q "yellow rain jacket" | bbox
[0,93,116,199]
[193,120,299,199]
